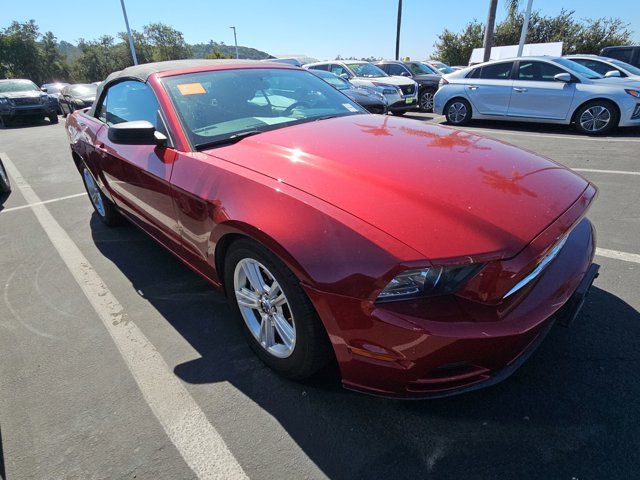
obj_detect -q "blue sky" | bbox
[2,0,638,60]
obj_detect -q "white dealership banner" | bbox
[469,42,564,65]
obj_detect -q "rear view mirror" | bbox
[554,73,572,83]
[108,120,167,146]
[605,70,621,78]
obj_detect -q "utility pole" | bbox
[119,0,138,65]
[395,0,403,60]
[229,26,239,59]
[482,0,498,62]
[517,0,534,57]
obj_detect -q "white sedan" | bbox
[434,56,640,135]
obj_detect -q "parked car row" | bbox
[0,79,59,127]
[434,54,640,135]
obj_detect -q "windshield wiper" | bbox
[196,129,263,150]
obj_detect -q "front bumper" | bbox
[388,95,418,111]
[0,103,56,118]
[618,98,640,127]
[304,216,597,398]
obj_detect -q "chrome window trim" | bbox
[504,236,568,299]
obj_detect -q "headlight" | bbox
[377,264,482,302]
[0,97,7,105]
[625,89,640,98]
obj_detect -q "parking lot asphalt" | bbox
[1,116,639,480]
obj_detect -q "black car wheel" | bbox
[391,110,406,116]
[0,157,11,193]
[574,100,619,135]
[48,114,59,124]
[80,164,122,226]
[0,115,8,129]
[225,238,333,379]
[419,88,436,112]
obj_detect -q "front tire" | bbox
[0,158,11,193]
[80,164,121,226]
[574,100,619,135]
[445,98,472,125]
[48,114,59,124]
[224,239,333,380]
[391,110,406,116]
[419,88,436,112]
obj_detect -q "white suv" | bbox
[304,61,418,115]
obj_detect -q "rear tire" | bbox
[224,238,333,380]
[0,115,9,129]
[419,87,436,112]
[80,163,121,226]
[0,158,11,193]
[574,100,619,135]
[445,98,472,125]
[48,114,59,124]
[391,110,406,116]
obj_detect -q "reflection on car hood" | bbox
[204,115,588,261]
[0,91,44,99]
[360,75,415,86]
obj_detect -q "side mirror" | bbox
[339,73,350,79]
[605,70,621,78]
[41,87,48,92]
[400,71,411,77]
[554,73,572,83]
[108,120,167,146]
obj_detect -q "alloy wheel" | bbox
[83,167,106,217]
[448,101,467,123]
[579,105,611,132]
[233,258,296,359]
[420,91,435,111]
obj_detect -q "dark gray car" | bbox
[310,69,388,114]
[375,60,442,111]
[0,79,58,127]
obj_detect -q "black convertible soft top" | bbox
[88,59,283,116]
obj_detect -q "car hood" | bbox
[355,75,416,87]
[204,115,589,261]
[0,91,44,99]
[411,74,442,83]
[343,88,383,104]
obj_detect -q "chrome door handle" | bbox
[467,85,479,90]
[513,87,528,93]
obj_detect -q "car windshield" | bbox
[431,62,455,74]
[346,63,387,77]
[553,58,603,79]
[0,80,40,93]
[610,59,640,76]
[313,71,350,90]
[162,68,365,149]
[408,62,440,75]
[69,84,98,96]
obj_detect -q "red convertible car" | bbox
[66,60,599,398]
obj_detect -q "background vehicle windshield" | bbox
[163,68,365,149]
[313,71,350,90]
[554,58,603,79]
[0,80,40,93]
[69,84,98,96]
[346,63,387,77]
[610,59,640,76]
[431,62,455,74]
[408,62,440,75]
[45,84,67,94]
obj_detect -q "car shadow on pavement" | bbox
[90,217,640,480]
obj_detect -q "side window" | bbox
[98,81,163,131]
[330,64,350,77]
[517,61,564,81]
[467,67,481,79]
[604,48,634,64]
[479,62,514,80]
[387,64,410,76]
[572,59,618,76]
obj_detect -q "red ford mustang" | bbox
[66,60,599,398]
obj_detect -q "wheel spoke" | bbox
[272,313,295,348]
[236,287,260,309]
[259,315,275,348]
[242,261,266,293]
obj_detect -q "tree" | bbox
[1,20,43,83]
[143,23,191,62]
[41,31,69,82]
[433,9,634,65]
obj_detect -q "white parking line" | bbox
[596,247,640,264]
[0,153,247,480]
[572,168,640,177]
[456,126,640,142]
[1,192,87,213]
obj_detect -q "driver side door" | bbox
[95,80,182,251]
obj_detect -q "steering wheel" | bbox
[282,101,311,116]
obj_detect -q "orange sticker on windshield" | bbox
[177,83,206,95]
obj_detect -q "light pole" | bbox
[119,0,138,65]
[229,26,239,59]
[395,0,402,60]
[517,0,534,57]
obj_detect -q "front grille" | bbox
[399,84,415,96]
[632,103,640,120]
[12,97,41,106]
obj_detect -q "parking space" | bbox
[1,116,639,479]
